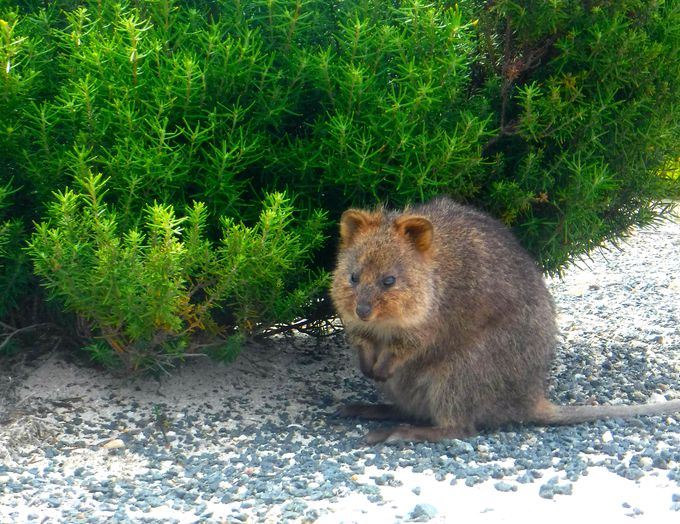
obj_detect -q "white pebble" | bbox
[650,393,668,404]
[102,438,125,449]
[639,457,654,469]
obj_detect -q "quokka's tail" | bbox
[530,398,680,426]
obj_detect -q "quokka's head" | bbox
[330,207,436,329]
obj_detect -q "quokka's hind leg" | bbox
[364,424,476,445]
[337,403,407,421]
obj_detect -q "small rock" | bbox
[373,473,402,487]
[102,438,125,450]
[448,440,474,454]
[465,476,483,487]
[554,482,573,496]
[409,503,438,522]
[539,484,555,499]
[625,467,644,481]
[639,457,654,470]
[650,392,669,404]
[601,430,614,443]
[516,472,535,484]
[624,507,644,517]
[539,477,572,499]
[494,481,516,492]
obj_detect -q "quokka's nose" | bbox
[355,303,372,320]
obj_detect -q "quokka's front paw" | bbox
[359,363,377,380]
[358,348,378,379]
[370,366,391,382]
[370,352,399,382]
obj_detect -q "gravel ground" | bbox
[1,209,680,523]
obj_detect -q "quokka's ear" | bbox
[393,215,433,253]
[339,209,382,247]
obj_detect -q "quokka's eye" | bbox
[382,275,396,287]
[350,273,360,284]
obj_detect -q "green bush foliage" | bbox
[1,0,678,370]
[0,179,27,319]
[479,0,680,264]
[26,172,326,372]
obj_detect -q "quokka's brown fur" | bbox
[330,196,680,444]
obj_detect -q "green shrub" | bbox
[478,0,680,267]
[0,179,27,319]
[1,0,678,371]
[26,172,326,373]
[666,158,680,197]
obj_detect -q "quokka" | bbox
[330,196,680,443]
